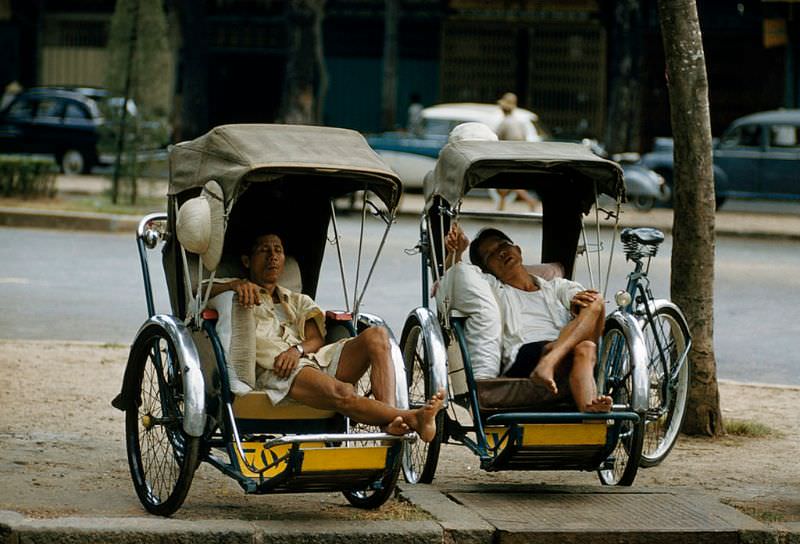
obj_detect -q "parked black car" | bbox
[0,86,168,175]
[640,109,800,207]
[0,87,105,175]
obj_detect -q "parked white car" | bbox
[367,103,548,190]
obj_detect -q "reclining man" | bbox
[445,224,612,413]
[211,232,444,441]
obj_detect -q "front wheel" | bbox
[639,306,690,467]
[60,148,88,175]
[342,370,402,509]
[399,315,443,484]
[125,324,200,516]
[596,322,644,486]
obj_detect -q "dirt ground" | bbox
[0,340,798,522]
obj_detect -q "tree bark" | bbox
[280,0,327,125]
[604,0,642,153]
[381,0,399,131]
[175,0,209,140]
[657,0,723,436]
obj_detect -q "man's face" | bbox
[243,234,285,286]
[478,235,522,279]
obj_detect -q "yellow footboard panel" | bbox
[236,441,389,479]
[486,422,607,449]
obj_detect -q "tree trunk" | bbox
[176,0,209,140]
[280,0,326,125]
[657,0,723,436]
[604,0,642,153]
[381,0,399,131]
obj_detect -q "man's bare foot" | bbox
[384,416,410,436]
[531,366,558,395]
[406,390,445,442]
[584,395,613,413]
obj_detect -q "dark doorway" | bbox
[208,52,286,127]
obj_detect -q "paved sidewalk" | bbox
[1,485,797,544]
[1,174,799,240]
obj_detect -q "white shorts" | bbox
[254,338,347,406]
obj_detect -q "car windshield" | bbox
[424,118,459,137]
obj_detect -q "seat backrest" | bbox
[437,261,564,382]
[206,256,303,395]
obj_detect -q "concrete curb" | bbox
[1,199,799,241]
[0,207,139,233]
[0,510,443,544]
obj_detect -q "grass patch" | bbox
[723,500,790,523]
[725,419,779,438]
[0,193,165,215]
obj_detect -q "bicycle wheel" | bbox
[342,371,402,509]
[125,324,200,516]
[399,315,443,484]
[596,322,644,486]
[640,306,690,467]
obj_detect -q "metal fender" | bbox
[639,299,693,346]
[357,313,410,410]
[606,311,649,414]
[401,307,449,407]
[130,315,206,437]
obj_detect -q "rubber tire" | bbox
[341,366,402,509]
[125,324,200,516]
[60,148,88,175]
[342,447,402,509]
[639,306,690,467]
[399,315,444,484]
[596,322,644,486]
[632,194,656,212]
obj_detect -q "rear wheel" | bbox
[639,306,690,467]
[596,322,644,486]
[60,148,88,175]
[399,315,443,484]
[342,364,401,509]
[631,194,656,212]
[125,325,200,516]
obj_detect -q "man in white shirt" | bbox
[211,232,444,441]
[445,225,612,413]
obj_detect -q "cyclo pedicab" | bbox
[112,124,415,516]
[399,139,691,487]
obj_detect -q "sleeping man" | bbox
[444,224,612,413]
[210,232,444,441]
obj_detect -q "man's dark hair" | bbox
[468,227,513,271]
[245,231,285,257]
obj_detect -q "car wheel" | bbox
[60,149,87,175]
[632,195,656,212]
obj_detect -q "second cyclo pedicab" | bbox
[399,139,691,487]
[113,124,413,516]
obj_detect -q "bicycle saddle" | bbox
[621,227,665,246]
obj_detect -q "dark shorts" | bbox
[503,340,551,378]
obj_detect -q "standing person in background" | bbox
[495,92,542,212]
[407,92,423,135]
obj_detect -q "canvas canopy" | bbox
[169,124,402,212]
[425,140,625,213]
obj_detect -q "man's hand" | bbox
[445,224,469,264]
[232,279,261,308]
[273,346,301,378]
[570,289,600,315]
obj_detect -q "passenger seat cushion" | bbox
[476,377,572,412]
[437,262,502,379]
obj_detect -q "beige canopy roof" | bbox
[425,140,625,213]
[168,124,402,211]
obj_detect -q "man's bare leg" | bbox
[568,340,612,413]
[335,327,396,407]
[531,296,604,394]
[288,367,444,442]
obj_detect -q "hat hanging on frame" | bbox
[176,180,225,271]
